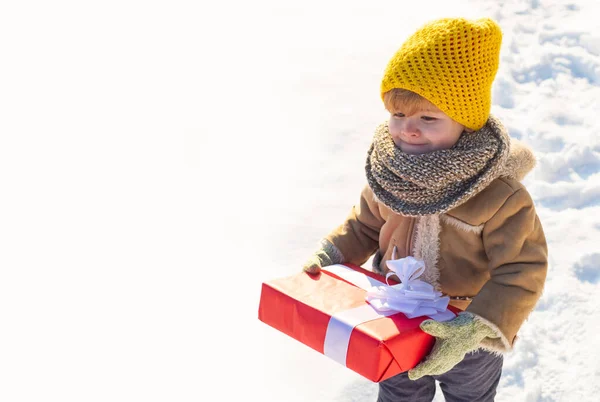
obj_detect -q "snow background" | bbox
[1,0,599,401]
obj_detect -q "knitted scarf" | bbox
[365,115,510,216]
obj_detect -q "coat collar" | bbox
[499,138,537,182]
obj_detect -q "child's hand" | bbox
[407,312,499,380]
[302,239,342,274]
[302,252,331,274]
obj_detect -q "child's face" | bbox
[388,106,467,155]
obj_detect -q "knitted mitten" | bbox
[408,312,499,380]
[302,239,344,274]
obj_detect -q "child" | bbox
[302,17,548,401]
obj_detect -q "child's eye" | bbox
[393,113,405,118]
[421,116,437,122]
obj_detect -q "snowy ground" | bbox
[1,0,600,401]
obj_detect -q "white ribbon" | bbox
[323,303,398,366]
[365,247,453,320]
[321,262,455,367]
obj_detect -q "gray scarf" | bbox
[365,115,510,216]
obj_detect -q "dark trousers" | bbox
[377,349,503,402]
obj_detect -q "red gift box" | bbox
[258,263,461,383]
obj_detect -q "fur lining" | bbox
[319,238,345,264]
[440,214,484,234]
[500,138,537,181]
[412,215,442,291]
[467,312,513,354]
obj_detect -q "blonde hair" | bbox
[382,88,440,115]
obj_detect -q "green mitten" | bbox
[408,312,499,380]
[302,239,343,274]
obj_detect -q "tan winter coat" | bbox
[325,141,548,352]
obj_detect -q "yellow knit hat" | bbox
[381,18,502,130]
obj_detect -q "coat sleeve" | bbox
[324,185,385,266]
[466,187,548,353]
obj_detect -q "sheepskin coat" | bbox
[324,140,548,352]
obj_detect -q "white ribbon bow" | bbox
[365,247,451,319]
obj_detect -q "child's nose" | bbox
[402,121,420,137]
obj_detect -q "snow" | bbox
[1,0,599,401]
